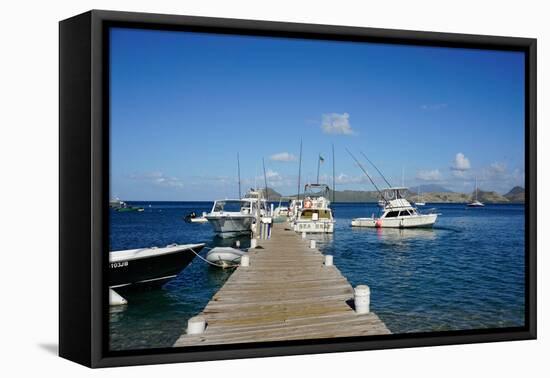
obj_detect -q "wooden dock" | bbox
[174,223,390,347]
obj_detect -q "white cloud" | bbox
[265,169,281,180]
[321,113,355,135]
[451,153,471,172]
[270,152,297,162]
[489,162,506,174]
[416,169,442,181]
[130,172,184,189]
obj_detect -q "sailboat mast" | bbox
[262,157,269,201]
[237,153,242,199]
[297,140,303,201]
[332,144,336,203]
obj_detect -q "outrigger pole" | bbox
[360,151,392,188]
[346,148,383,196]
[297,139,303,201]
[262,157,269,201]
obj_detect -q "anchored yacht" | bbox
[467,177,485,207]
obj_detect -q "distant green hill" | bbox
[260,186,524,204]
[504,186,525,203]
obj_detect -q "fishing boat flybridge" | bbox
[352,187,438,228]
[293,184,335,233]
[206,189,269,238]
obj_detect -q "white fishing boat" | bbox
[206,247,247,268]
[293,184,335,234]
[206,190,268,238]
[352,187,438,228]
[467,177,485,207]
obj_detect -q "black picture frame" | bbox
[59,9,537,368]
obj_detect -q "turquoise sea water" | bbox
[109,202,525,351]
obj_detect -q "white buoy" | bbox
[309,239,316,249]
[324,255,333,266]
[187,316,206,335]
[354,285,370,314]
[109,288,127,306]
[301,231,307,239]
[250,238,257,249]
[241,254,250,267]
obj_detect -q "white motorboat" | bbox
[293,184,335,234]
[206,247,247,268]
[352,187,438,228]
[467,177,485,207]
[109,243,205,288]
[206,190,269,238]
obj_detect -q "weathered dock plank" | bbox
[174,223,390,347]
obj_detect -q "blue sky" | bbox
[110,27,525,201]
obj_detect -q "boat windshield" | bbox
[299,209,332,220]
[213,200,247,213]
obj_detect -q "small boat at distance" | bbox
[109,243,205,288]
[352,187,438,228]
[467,177,485,207]
[184,211,209,223]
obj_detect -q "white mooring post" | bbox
[250,238,257,249]
[301,231,307,239]
[187,316,206,335]
[240,254,250,267]
[309,239,316,249]
[324,255,333,266]
[354,285,370,314]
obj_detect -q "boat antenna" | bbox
[297,139,303,201]
[346,148,383,195]
[360,151,392,188]
[262,157,269,200]
[237,153,242,199]
[332,144,336,203]
[316,153,321,184]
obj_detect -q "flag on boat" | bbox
[319,155,325,163]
